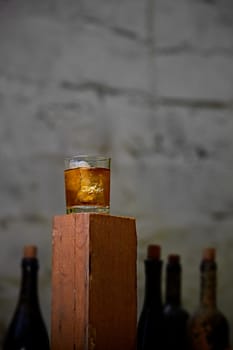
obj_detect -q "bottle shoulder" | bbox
[187,307,230,350]
[163,303,189,318]
[163,304,190,330]
[138,304,164,334]
[188,307,229,337]
[139,303,164,320]
[11,300,44,317]
[3,319,50,350]
[189,305,229,323]
[3,302,49,346]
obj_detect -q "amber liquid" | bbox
[64,167,110,213]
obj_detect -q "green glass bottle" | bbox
[3,245,50,350]
[163,254,189,349]
[137,244,164,350]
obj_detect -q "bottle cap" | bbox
[147,244,161,259]
[23,245,37,258]
[168,254,180,264]
[203,247,215,261]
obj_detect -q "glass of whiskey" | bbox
[64,155,111,214]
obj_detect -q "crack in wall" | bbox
[60,80,233,110]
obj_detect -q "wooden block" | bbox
[51,213,137,350]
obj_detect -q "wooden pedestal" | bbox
[51,213,137,350]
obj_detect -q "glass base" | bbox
[66,206,110,214]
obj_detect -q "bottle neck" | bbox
[143,259,163,308]
[19,257,40,305]
[165,263,181,307]
[200,259,216,309]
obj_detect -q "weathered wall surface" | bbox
[0,0,233,345]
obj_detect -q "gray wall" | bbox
[0,0,233,346]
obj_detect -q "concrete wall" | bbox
[0,0,233,345]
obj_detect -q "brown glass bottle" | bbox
[163,254,189,350]
[3,246,50,350]
[187,248,230,350]
[137,244,164,350]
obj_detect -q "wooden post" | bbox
[51,213,137,350]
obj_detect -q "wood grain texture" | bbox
[89,214,137,350]
[51,213,137,350]
[51,214,90,350]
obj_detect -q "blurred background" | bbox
[0,0,233,346]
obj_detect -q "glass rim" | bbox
[64,154,111,162]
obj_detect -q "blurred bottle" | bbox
[137,244,164,350]
[163,254,189,349]
[187,247,230,350]
[3,245,50,350]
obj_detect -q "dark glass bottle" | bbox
[137,244,164,350]
[187,248,230,350]
[163,254,189,350]
[3,245,50,350]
